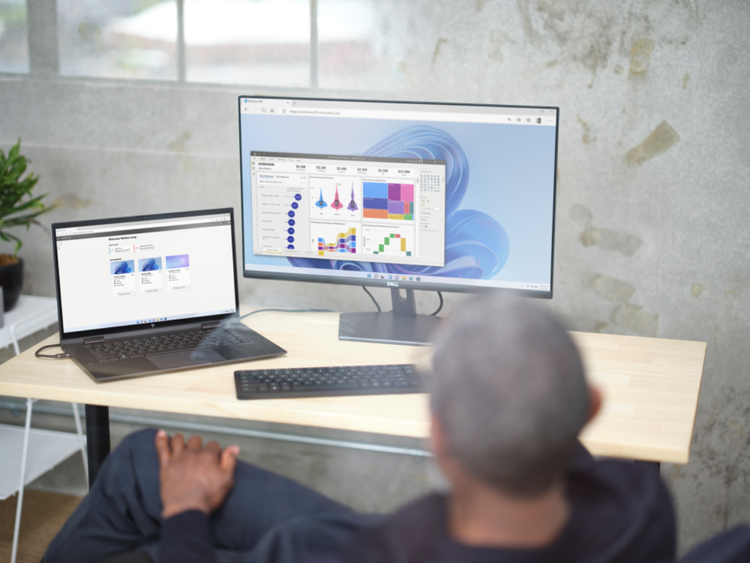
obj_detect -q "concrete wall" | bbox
[1,0,748,552]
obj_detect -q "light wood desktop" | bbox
[0,306,706,485]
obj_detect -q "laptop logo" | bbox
[387,281,399,287]
[151,323,155,327]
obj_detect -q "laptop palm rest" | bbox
[149,348,225,370]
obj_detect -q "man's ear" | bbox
[431,415,474,492]
[587,385,602,424]
[430,414,446,458]
[430,414,455,474]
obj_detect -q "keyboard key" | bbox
[383,372,406,380]
[293,382,360,391]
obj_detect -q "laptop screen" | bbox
[53,210,237,334]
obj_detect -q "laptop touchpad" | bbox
[148,348,225,370]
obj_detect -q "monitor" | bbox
[238,96,558,346]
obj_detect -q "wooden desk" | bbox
[0,307,706,485]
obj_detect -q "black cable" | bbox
[240,308,334,320]
[362,286,381,312]
[35,343,71,359]
[430,291,444,316]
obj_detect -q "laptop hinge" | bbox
[201,321,221,330]
[83,336,105,344]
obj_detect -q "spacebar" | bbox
[293,382,360,391]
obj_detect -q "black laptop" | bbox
[51,208,286,382]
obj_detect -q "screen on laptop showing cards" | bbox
[54,212,237,334]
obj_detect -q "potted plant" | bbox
[0,139,54,311]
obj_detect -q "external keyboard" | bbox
[84,328,248,364]
[235,364,423,400]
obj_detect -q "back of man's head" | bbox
[430,294,589,497]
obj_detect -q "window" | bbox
[318,0,403,90]
[249,151,446,267]
[0,0,28,73]
[2,0,402,91]
[58,0,178,80]
[184,0,310,87]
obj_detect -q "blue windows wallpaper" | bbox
[111,260,134,275]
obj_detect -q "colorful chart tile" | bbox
[363,181,415,221]
[317,227,356,255]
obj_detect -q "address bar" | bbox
[285,107,542,125]
[63,217,224,236]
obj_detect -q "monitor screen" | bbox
[239,97,558,298]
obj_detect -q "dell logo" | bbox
[387,281,399,287]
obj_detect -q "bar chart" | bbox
[362,225,414,257]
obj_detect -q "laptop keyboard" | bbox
[84,328,248,364]
[235,364,423,400]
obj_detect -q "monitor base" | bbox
[339,288,441,346]
[338,312,440,346]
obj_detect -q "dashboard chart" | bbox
[314,224,357,255]
[310,177,361,220]
[362,225,414,257]
[363,182,415,221]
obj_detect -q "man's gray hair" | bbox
[430,294,589,497]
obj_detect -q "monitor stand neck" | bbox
[338,288,441,346]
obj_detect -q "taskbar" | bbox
[65,307,237,334]
[245,263,550,292]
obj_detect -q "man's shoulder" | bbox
[564,444,676,562]
[567,443,671,506]
[325,494,447,563]
[319,448,676,563]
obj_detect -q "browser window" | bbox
[55,213,236,333]
[249,152,446,268]
[240,97,557,293]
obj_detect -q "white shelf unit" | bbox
[0,295,59,355]
[0,296,87,563]
[0,424,83,500]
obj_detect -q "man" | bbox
[44,295,675,562]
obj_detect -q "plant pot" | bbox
[0,255,23,311]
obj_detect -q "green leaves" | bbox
[0,139,53,256]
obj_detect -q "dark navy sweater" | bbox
[160,446,675,563]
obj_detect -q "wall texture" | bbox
[0,0,748,552]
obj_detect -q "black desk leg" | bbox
[635,460,661,475]
[85,405,111,489]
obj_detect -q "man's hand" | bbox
[155,430,240,519]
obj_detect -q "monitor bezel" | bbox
[238,95,558,300]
